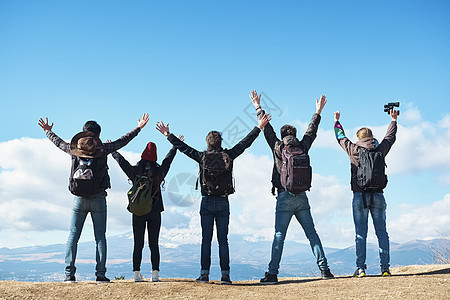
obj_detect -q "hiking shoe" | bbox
[64,275,76,283]
[220,274,232,285]
[96,276,111,283]
[195,274,209,283]
[353,268,366,278]
[134,271,144,282]
[260,272,278,285]
[321,269,335,279]
[151,270,160,282]
[381,269,391,277]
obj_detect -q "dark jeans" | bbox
[132,211,161,271]
[199,196,230,275]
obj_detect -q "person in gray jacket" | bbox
[333,109,398,277]
[250,91,334,284]
[38,114,149,283]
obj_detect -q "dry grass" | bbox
[0,264,449,300]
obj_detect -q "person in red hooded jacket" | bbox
[111,137,182,282]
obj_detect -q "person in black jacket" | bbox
[155,113,271,285]
[111,138,181,282]
[249,91,334,284]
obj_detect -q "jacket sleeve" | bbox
[111,151,136,180]
[377,121,397,157]
[167,134,203,163]
[262,121,279,151]
[45,130,71,154]
[158,146,177,180]
[227,126,261,159]
[103,127,141,154]
[334,121,359,159]
[300,113,321,152]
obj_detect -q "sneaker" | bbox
[64,275,76,283]
[353,268,366,278]
[220,274,232,285]
[195,274,209,283]
[321,269,335,279]
[260,272,278,285]
[151,270,160,282]
[134,271,144,282]
[96,276,111,283]
[381,269,391,277]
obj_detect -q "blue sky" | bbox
[1,0,449,250]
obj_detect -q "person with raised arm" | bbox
[155,112,271,285]
[38,114,149,283]
[250,91,334,284]
[334,109,398,277]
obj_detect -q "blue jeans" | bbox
[65,191,107,277]
[268,191,329,275]
[353,192,390,270]
[199,196,230,275]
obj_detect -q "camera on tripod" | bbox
[384,102,400,115]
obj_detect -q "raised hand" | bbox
[249,90,262,109]
[316,95,327,115]
[156,121,170,136]
[390,109,399,121]
[334,111,340,122]
[38,117,53,131]
[138,113,149,129]
[257,113,272,129]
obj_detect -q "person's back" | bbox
[112,141,178,283]
[333,109,398,277]
[38,114,149,283]
[249,91,334,284]
[155,110,270,285]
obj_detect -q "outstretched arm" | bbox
[250,90,280,149]
[299,95,327,151]
[156,121,203,163]
[378,109,398,156]
[38,117,71,154]
[104,113,149,154]
[333,111,358,158]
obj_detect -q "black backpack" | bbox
[280,144,312,194]
[200,151,234,196]
[356,147,388,191]
[69,156,107,197]
[127,172,154,216]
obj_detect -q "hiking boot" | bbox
[353,268,366,278]
[195,274,209,283]
[64,275,76,283]
[381,269,391,277]
[220,274,232,285]
[321,269,335,279]
[134,271,144,282]
[260,272,278,285]
[96,276,111,283]
[151,270,160,282]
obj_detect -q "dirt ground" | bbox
[0,264,449,300]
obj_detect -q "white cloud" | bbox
[1,132,449,249]
[389,194,450,243]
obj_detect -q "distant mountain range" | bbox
[0,234,446,282]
